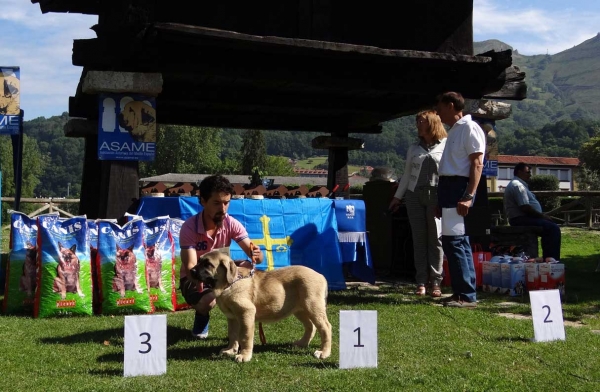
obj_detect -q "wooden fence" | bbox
[1,197,80,228]
[488,191,600,228]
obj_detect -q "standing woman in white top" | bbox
[388,110,447,297]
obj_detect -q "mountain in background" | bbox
[474,35,600,135]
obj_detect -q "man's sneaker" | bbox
[443,299,478,308]
[192,313,210,339]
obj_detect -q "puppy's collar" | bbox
[224,269,254,291]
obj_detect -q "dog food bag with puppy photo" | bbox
[143,216,175,311]
[35,215,93,318]
[168,218,191,311]
[3,211,57,315]
[96,218,153,315]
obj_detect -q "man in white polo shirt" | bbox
[435,92,486,308]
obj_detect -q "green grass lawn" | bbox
[1,228,600,391]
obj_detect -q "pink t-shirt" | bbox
[179,212,248,278]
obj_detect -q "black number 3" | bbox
[139,332,152,354]
[542,305,553,323]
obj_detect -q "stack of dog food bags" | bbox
[143,216,175,311]
[35,215,94,318]
[96,217,153,315]
[169,218,191,311]
[2,211,56,315]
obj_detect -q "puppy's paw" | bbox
[220,348,237,357]
[234,354,252,363]
[78,291,85,297]
[313,350,330,360]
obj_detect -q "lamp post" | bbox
[67,182,70,198]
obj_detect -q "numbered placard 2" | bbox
[339,310,377,369]
[124,314,167,377]
[529,290,565,342]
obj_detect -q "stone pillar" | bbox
[64,71,162,219]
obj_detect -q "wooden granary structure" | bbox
[32,0,525,218]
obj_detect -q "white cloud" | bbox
[473,0,600,55]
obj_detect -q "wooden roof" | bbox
[33,0,526,133]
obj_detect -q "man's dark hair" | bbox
[436,92,465,112]
[514,162,529,176]
[199,175,234,202]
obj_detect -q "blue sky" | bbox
[2,0,599,120]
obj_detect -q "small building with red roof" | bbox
[488,155,580,192]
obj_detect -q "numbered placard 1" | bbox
[339,310,377,369]
[529,290,565,342]
[124,314,167,377]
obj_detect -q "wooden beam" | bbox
[82,71,163,95]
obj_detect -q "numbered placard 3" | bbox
[339,310,377,369]
[124,314,167,377]
[529,290,565,342]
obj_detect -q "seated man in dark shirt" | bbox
[503,162,561,260]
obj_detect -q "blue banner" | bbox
[0,66,20,135]
[229,199,346,290]
[135,198,347,290]
[98,94,156,161]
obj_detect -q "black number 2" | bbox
[353,327,365,347]
[542,305,553,323]
[139,332,152,354]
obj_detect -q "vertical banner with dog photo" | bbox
[97,93,156,161]
[35,215,93,318]
[0,66,20,135]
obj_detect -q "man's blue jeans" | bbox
[438,176,477,303]
[509,216,561,260]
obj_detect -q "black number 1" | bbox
[353,327,364,347]
[139,332,152,354]
[542,305,553,323]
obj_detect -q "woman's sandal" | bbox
[415,285,426,296]
[429,284,442,298]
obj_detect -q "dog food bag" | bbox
[34,215,93,318]
[143,216,175,311]
[3,211,57,314]
[97,218,153,315]
[88,219,118,315]
[169,218,190,311]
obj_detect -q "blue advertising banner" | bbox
[0,66,20,135]
[98,94,156,161]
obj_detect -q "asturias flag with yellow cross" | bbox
[228,198,346,290]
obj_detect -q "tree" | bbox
[576,166,600,191]
[264,156,296,176]
[141,125,223,176]
[0,134,45,197]
[579,133,600,172]
[241,130,267,175]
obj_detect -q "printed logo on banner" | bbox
[98,94,156,161]
[483,159,498,177]
[0,66,21,135]
[345,204,355,219]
